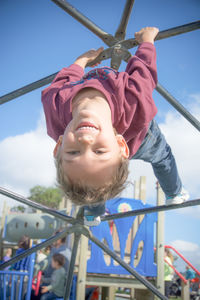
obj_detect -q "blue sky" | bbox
[0,0,200,271]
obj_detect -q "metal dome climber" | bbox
[0,1,200,300]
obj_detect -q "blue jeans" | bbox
[85,120,182,216]
[132,120,182,197]
[40,291,62,300]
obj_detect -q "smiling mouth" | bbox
[76,122,99,132]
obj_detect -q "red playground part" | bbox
[32,270,42,296]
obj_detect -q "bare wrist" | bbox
[142,38,154,44]
[74,58,87,69]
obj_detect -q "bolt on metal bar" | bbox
[0,186,80,225]
[51,0,117,47]
[0,227,74,270]
[101,199,200,222]
[64,232,81,300]
[115,0,135,40]
[156,82,200,132]
[82,226,168,300]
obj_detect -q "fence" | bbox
[0,252,35,300]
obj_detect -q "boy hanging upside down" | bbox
[42,27,189,225]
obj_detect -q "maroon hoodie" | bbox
[42,42,157,158]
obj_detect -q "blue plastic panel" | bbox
[87,198,157,276]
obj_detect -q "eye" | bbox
[67,151,80,155]
[95,150,105,154]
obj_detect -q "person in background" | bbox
[185,265,196,293]
[3,248,12,270]
[40,253,66,300]
[13,235,31,271]
[35,229,71,280]
[185,265,196,280]
[164,248,174,298]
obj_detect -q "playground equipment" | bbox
[0,1,200,299]
[0,252,35,300]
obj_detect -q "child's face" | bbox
[54,89,129,188]
[51,258,58,269]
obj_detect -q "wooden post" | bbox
[101,286,115,300]
[135,177,149,300]
[132,179,140,241]
[76,234,88,300]
[137,176,146,264]
[181,280,190,300]
[0,201,9,260]
[139,176,146,203]
[155,182,165,300]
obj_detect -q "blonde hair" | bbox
[165,248,174,263]
[55,152,129,206]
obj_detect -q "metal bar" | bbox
[0,227,74,270]
[0,72,57,105]
[0,187,79,225]
[115,0,135,40]
[82,227,168,300]
[64,232,81,300]
[1,21,199,105]
[122,20,200,50]
[51,0,117,47]
[101,199,200,222]
[156,82,200,132]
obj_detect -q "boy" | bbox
[42,27,189,224]
[41,253,66,300]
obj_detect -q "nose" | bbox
[78,135,94,145]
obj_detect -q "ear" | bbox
[53,136,63,158]
[116,135,129,158]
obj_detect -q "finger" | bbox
[97,46,104,53]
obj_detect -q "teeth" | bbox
[77,126,98,131]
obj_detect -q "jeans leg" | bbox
[165,280,172,297]
[151,144,182,197]
[133,120,182,197]
[84,203,106,217]
[41,292,58,300]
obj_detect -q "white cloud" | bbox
[0,113,56,212]
[171,240,200,253]
[170,239,200,272]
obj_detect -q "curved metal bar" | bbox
[157,69,200,134]
[122,20,200,50]
[0,227,74,270]
[1,21,199,105]
[0,72,57,105]
[101,199,200,222]
[0,187,79,225]
[115,0,135,40]
[82,226,168,300]
[156,82,200,132]
[63,232,81,300]
[51,0,117,46]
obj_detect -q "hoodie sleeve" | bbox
[41,64,85,141]
[122,42,158,128]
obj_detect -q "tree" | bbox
[10,205,26,213]
[29,185,63,209]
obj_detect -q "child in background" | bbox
[3,248,12,270]
[42,27,189,225]
[164,248,174,298]
[41,253,66,300]
[13,235,31,271]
